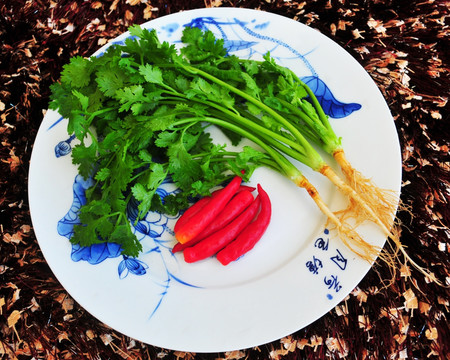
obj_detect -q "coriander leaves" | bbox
[49,25,318,257]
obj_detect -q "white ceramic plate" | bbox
[29,8,401,353]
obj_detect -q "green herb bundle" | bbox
[49,25,434,284]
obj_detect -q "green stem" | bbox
[173,116,301,180]
[277,98,324,135]
[277,98,341,154]
[181,65,322,160]
[205,106,311,159]
[159,95,322,168]
[287,70,335,134]
[281,112,323,146]
[192,151,282,173]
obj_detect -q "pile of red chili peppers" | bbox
[173,176,272,265]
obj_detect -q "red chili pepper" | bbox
[216,184,271,266]
[175,176,242,244]
[174,196,211,234]
[172,190,254,253]
[236,185,256,193]
[209,185,256,198]
[174,185,256,234]
[183,196,261,263]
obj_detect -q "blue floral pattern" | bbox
[54,134,76,158]
[57,174,199,318]
[118,256,149,279]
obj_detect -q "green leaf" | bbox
[189,77,235,108]
[130,102,156,116]
[67,112,89,140]
[95,217,114,240]
[71,142,98,178]
[99,129,126,155]
[174,75,190,92]
[106,155,133,201]
[155,131,178,148]
[115,85,146,112]
[70,223,100,247]
[168,139,202,190]
[95,167,111,181]
[144,106,178,132]
[86,200,111,216]
[138,149,153,163]
[96,65,128,97]
[131,170,161,219]
[242,60,259,76]
[139,64,164,85]
[61,56,93,88]
[128,24,145,39]
[299,99,321,122]
[226,146,266,179]
[246,102,263,116]
[72,90,89,111]
[181,27,226,62]
[110,224,142,257]
[133,162,167,217]
[131,183,150,204]
[147,163,167,189]
[261,114,282,132]
[241,73,260,100]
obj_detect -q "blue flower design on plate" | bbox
[57,174,199,318]
[54,134,76,158]
[71,242,122,264]
[118,256,149,279]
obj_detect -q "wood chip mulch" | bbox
[0,0,448,359]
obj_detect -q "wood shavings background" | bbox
[0,0,448,359]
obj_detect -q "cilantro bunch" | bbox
[49,23,413,283]
[49,26,267,256]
